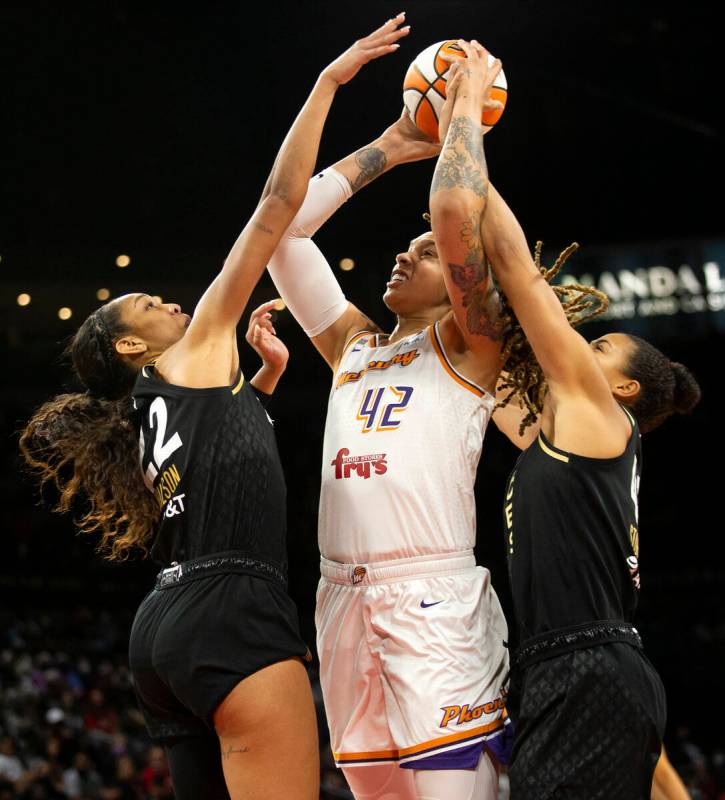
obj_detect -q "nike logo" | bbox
[420,600,444,609]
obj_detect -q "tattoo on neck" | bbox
[431,115,487,198]
[221,744,250,759]
[350,147,387,193]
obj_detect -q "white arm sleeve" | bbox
[267,167,352,337]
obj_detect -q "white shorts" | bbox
[315,550,511,770]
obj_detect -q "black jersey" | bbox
[132,366,287,569]
[503,408,642,642]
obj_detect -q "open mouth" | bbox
[387,268,410,288]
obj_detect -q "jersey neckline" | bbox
[139,363,244,396]
[536,411,637,465]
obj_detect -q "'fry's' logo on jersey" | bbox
[439,697,505,728]
[331,448,387,480]
[336,349,420,389]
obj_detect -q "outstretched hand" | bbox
[246,300,289,373]
[438,39,504,142]
[322,13,410,86]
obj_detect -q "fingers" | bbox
[364,42,405,62]
[362,12,406,43]
[359,13,410,51]
[439,51,465,65]
[447,70,463,98]
[257,314,276,336]
[247,299,280,339]
[487,57,503,83]
[447,61,463,89]
[251,299,281,318]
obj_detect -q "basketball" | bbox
[403,40,508,141]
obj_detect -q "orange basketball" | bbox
[403,40,508,141]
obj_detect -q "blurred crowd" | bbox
[0,605,722,799]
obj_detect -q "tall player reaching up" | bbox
[268,40,508,800]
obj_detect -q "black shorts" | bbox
[508,642,666,800]
[129,570,310,742]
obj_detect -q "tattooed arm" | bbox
[267,108,440,371]
[332,108,440,193]
[429,40,504,379]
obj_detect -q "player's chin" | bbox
[383,286,404,314]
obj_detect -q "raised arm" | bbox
[194,16,411,338]
[481,183,610,400]
[267,109,440,371]
[428,41,504,364]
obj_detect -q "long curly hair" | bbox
[495,242,610,433]
[19,302,159,561]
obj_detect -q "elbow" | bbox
[260,191,304,228]
[267,187,306,213]
[429,197,479,237]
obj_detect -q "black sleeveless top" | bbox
[503,408,642,642]
[132,366,287,570]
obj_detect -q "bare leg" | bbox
[213,658,319,800]
[413,750,499,800]
[342,764,418,800]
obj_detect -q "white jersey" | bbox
[319,321,495,563]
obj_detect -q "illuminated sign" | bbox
[554,238,725,339]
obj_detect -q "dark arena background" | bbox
[2,2,723,798]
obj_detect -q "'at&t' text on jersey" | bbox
[319,322,495,564]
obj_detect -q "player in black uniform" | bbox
[19,16,412,800]
[436,60,702,798]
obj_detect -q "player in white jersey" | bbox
[269,41,508,800]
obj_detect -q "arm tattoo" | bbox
[349,147,387,193]
[447,214,503,339]
[449,261,504,339]
[431,115,487,198]
[254,222,274,235]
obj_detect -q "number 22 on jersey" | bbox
[356,386,414,433]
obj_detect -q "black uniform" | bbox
[128,366,308,742]
[503,409,666,799]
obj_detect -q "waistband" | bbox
[320,550,476,586]
[515,620,643,670]
[155,551,287,590]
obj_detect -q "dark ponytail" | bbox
[625,336,702,433]
[20,303,159,560]
[671,362,702,416]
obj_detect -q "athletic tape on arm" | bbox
[267,168,352,337]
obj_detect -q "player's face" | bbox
[115,293,191,352]
[383,232,450,316]
[589,332,640,398]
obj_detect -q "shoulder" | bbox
[436,311,502,394]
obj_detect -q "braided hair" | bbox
[495,242,610,433]
[20,302,159,561]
